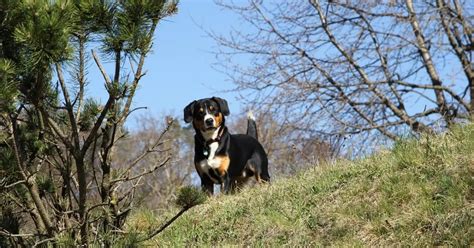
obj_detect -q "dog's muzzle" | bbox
[204,117,216,130]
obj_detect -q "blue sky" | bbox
[87,0,245,127]
[83,0,468,132]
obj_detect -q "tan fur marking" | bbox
[247,164,257,176]
[214,112,223,128]
[247,163,263,183]
[215,155,230,176]
[255,173,262,183]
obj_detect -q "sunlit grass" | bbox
[128,124,474,246]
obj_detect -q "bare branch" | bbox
[111,156,171,184]
[120,19,159,125]
[405,0,450,122]
[56,63,80,148]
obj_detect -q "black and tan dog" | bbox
[184,97,270,195]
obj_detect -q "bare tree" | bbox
[229,111,339,177]
[113,115,195,209]
[213,0,473,149]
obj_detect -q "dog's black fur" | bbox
[184,97,270,194]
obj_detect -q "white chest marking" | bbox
[197,124,222,183]
[198,155,222,170]
[198,141,220,169]
[207,142,218,160]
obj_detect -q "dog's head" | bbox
[183,97,229,132]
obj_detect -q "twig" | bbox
[139,207,190,242]
[56,63,80,148]
[2,179,26,189]
[81,50,116,156]
[111,157,171,184]
[118,119,174,179]
[33,237,56,248]
[91,50,112,85]
[0,229,36,237]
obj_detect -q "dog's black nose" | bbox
[205,118,214,126]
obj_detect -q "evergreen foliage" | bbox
[175,186,207,209]
[0,0,179,246]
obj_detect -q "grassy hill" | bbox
[128,125,473,247]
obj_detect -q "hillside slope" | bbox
[131,125,473,246]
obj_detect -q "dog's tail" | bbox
[246,110,258,140]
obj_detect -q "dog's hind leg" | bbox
[259,153,270,183]
[255,173,262,183]
[255,171,270,184]
[247,153,270,184]
[259,171,270,183]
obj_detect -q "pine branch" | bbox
[81,50,115,156]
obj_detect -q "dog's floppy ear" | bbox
[212,97,230,116]
[183,100,196,123]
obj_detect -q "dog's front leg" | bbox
[222,173,232,194]
[201,177,214,196]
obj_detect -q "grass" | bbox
[128,124,474,247]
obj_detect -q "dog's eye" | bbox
[199,108,204,113]
[209,106,215,111]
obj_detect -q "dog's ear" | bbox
[212,97,230,116]
[183,100,196,123]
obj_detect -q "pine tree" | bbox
[0,1,191,246]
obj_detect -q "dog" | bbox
[183,97,270,195]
